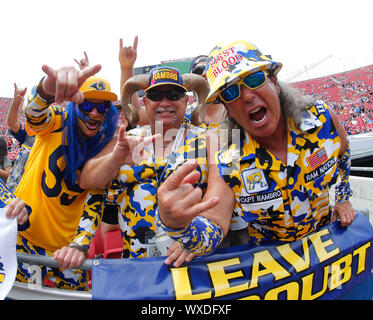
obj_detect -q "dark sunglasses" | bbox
[146,89,185,102]
[191,65,205,75]
[78,101,111,114]
[219,70,268,103]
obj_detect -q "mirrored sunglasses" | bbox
[146,89,185,102]
[219,71,268,103]
[78,101,111,114]
[191,65,205,75]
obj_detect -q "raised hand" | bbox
[119,36,138,70]
[74,51,90,70]
[40,64,102,104]
[157,160,219,230]
[111,125,159,166]
[13,83,27,102]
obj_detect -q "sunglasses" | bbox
[191,65,205,75]
[219,70,268,103]
[146,89,185,102]
[78,101,111,114]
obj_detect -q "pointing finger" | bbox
[133,35,138,50]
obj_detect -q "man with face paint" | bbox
[13,64,120,290]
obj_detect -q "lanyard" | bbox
[147,120,189,186]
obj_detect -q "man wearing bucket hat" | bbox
[79,66,210,266]
[13,64,120,290]
[156,40,355,257]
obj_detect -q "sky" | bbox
[0,0,372,98]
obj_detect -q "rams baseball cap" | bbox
[80,76,118,101]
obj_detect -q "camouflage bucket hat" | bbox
[205,40,282,103]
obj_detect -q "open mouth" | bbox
[249,106,267,124]
[84,119,101,131]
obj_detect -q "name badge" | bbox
[241,168,268,194]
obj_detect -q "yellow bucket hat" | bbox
[205,40,282,103]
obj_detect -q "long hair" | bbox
[63,102,118,186]
[222,76,316,145]
[0,136,8,165]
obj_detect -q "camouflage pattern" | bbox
[16,234,89,291]
[114,120,209,259]
[205,40,282,103]
[216,101,342,244]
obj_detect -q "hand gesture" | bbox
[13,83,27,102]
[157,160,219,230]
[40,63,102,104]
[74,51,90,70]
[111,125,159,166]
[53,246,86,270]
[332,201,356,227]
[119,36,138,70]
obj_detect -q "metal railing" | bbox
[351,166,373,172]
[16,252,93,270]
[7,253,95,300]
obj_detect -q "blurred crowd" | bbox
[292,64,373,135]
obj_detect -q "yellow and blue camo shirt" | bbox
[217,101,342,244]
[114,122,209,259]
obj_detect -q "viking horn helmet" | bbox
[121,66,209,127]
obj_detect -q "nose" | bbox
[89,106,101,117]
[240,85,255,102]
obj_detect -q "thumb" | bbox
[41,64,57,80]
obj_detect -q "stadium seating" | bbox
[291,64,373,135]
[103,229,123,259]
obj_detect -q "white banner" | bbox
[0,207,17,300]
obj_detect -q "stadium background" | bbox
[0,57,372,161]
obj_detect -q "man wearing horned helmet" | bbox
[79,66,209,266]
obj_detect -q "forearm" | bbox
[7,99,22,132]
[24,81,54,131]
[79,152,121,189]
[71,190,105,250]
[335,146,353,202]
[157,164,235,256]
[120,66,140,109]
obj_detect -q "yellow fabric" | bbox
[15,102,89,252]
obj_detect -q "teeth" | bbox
[249,107,262,115]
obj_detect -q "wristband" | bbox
[69,242,88,258]
[155,214,223,256]
[335,147,353,203]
